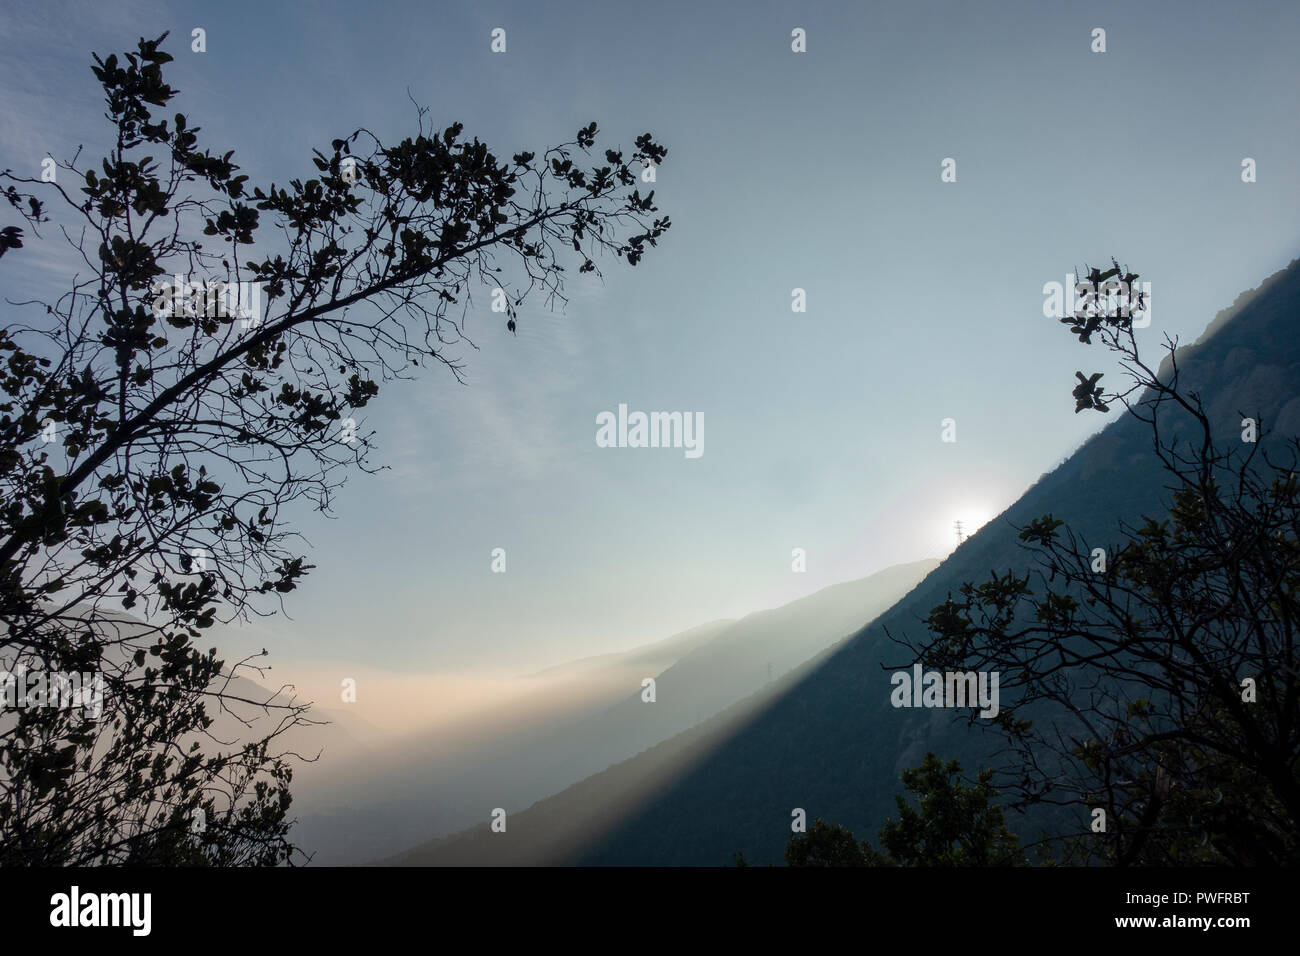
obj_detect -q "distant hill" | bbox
[381,559,939,865]
[287,617,735,863]
[385,257,1300,866]
[519,619,734,683]
[294,558,938,863]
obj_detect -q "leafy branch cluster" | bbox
[895,259,1299,864]
[0,33,669,864]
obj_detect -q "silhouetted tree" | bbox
[0,33,669,864]
[896,260,1300,864]
[785,818,879,867]
[875,753,1024,866]
[785,753,1022,866]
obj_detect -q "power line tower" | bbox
[954,519,965,546]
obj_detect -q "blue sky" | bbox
[3,0,1299,685]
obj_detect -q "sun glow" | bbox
[951,505,995,547]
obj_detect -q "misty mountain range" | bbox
[286,558,938,862]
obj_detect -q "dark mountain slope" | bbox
[565,258,1300,865]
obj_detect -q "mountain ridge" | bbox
[382,256,1300,865]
